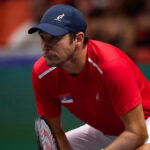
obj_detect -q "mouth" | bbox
[43,51,55,57]
[43,54,58,60]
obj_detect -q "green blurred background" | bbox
[0,59,149,150]
[0,58,84,150]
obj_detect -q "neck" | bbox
[61,45,87,75]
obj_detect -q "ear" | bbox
[75,32,84,48]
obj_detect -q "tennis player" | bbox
[28,4,150,150]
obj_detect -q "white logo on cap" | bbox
[54,13,65,22]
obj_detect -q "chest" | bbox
[57,67,105,111]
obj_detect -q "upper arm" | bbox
[32,67,61,118]
[103,59,142,116]
[103,60,148,147]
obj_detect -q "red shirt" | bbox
[32,40,150,135]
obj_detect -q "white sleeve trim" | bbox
[38,67,57,79]
[88,58,103,74]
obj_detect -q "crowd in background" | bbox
[0,0,150,63]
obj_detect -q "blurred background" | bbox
[0,0,150,149]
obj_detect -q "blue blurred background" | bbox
[0,0,150,150]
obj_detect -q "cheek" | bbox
[55,40,75,57]
[41,41,45,50]
[55,48,69,60]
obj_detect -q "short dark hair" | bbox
[68,32,88,47]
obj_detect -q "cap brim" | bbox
[28,23,69,36]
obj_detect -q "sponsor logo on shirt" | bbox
[59,93,73,103]
[96,92,100,101]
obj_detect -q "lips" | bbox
[44,54,58,60]
[43,51,55,57]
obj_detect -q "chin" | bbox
[46,60,59,67]
[45,57,65,67]
[46,62,56,67]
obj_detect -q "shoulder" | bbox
[87,40,130,70]
[32,56,57,79]
[102,59,137,92]
[103,59,133,76]
[88,40,126,59]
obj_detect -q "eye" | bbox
[51,36,58,41]
[49,36,61,43]
[40,35,45,40]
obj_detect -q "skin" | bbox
[39,31,87,75]
[104,104,149,150]
[39,30,150,150]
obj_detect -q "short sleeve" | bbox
[32,67,61,118]
[103,59,142,116]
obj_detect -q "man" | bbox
[28,4,150,150]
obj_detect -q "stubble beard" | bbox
[45,48,76,68]
[45,57,63,67]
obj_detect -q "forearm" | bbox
[104,104,148,150]
[136,143,150,150]
[46,117,72,150]
[104,130,146,150]
[54,128,72,150]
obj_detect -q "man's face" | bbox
[39,31,76,67]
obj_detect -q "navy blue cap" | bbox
[28,4,87,36]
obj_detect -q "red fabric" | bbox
[32,40,150,135]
